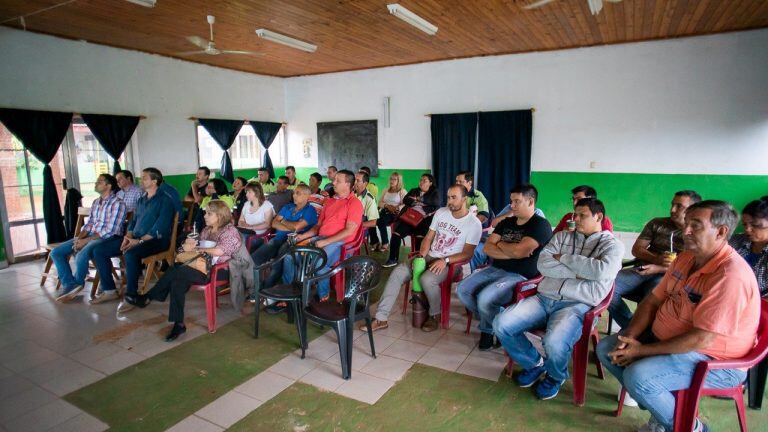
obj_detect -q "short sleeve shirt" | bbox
[638,217,684,256]
[358,191,380,222]
[274,203,318,241]
[492,215,553,278]
[651,244,760,360]
[317,194,364,242]
[427,208,483,259]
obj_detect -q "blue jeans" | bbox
[470,240,489,272]
[457,267,526,333]
[282,236,344,299]
[493,294,590,382]
[90,236,125,292]
[609,268,663,329]
[50,237,105,290]
[597,333,746,431]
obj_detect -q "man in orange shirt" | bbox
[597,200,760,432]
[286,169,363,300]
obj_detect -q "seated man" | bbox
[324,165,337,197]
[456,171,490,224]
[285,170,363,300]
[470,197,546,272]
[250,167,276,195]
[458,184,552,350]
[115,170,143,213]
[552,185,613,233]
[185,166,209,203]
[251,184,318,294]
[609,190,701,329]
[364,185,482,333]
[102,168,176,313]
[359,166,379,199]
[493,198,623,400]
[267,176,293,213]
[307,172,327,214]
[354,170,380,231]
[53,174,126,302]
[597,200,760,432]
[285,165,301,189]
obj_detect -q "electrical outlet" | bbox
[589,161,596,169]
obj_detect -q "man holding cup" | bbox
[608,190,702,330]
[553,185,614,234]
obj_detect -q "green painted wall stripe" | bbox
[531,171,768,232]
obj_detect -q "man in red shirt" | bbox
[597,200,760,432]
[552,185,613,233]
[287,169,363,300]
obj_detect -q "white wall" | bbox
[0,27,285,175]
[285,29,768,175]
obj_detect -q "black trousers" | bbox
[387,216,432,262]
[369,209,398,246]
[148,264,212,324]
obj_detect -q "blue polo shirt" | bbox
[128,191,175,239]
[274,203,318,241]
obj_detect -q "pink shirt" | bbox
[317,193,363,243]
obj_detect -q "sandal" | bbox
[359,319,388,332]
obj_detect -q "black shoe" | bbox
[382,259,398,268]
[127,294,150,308]
[265,303,287,315]
[165,323,186,342]
[479,332,495,351]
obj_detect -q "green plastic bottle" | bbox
[412,257,426,293]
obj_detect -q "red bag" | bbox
[399,207,426,227]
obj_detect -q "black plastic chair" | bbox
[253,245,327,359]
[301,256,382,379]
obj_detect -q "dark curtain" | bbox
[0,108,71,243]
[477,110,533,212]
[81,113,140,173]
[198,118,244,183]
[250,121,282,179]
[430,113,478,202]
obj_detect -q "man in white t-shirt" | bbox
[363,184,482,332]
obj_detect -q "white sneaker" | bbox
[90,290,119,304]
[117,300,135,313]
[637,416,664,432]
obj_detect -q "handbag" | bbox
[175,250,212,274]
[399,207,426,227]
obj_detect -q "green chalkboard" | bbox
[317,120,378,177]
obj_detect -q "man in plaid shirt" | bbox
[53,173,126,303]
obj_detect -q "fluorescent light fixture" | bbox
[255,29,317,53]
[124,0,156,7]
[387,3,437,35]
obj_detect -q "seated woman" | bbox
[195,178,234,232]
[146,200,242,341]
[231,176,248,223]
[383,173,440,267]
[370,171,407,252]
[238,182,275,249]
[731,197,768,296]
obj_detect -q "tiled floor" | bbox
[171,282,509,430]
[0,259,239,432]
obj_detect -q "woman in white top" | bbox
[370,172,407,251]
[238,182,275,236]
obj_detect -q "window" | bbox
[70,121,132,205]
[196,124,286,171]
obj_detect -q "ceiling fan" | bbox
[523,0,623,16]
[175,15,262,56]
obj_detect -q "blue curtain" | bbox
[250,121,282,180]
[0,108,72,243]
[430,113,478,203]
[477,110,533,212]
[198,118,244,183]
[81,114,140,174]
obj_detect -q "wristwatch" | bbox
[444,257,450,264]
[139,239,145,245]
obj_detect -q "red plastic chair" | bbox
[400,251,469,329]
[464,275,543,334]
[190,262,230,333]
[332,224,366,301]
[503,282,615,406]
[616,299,768,432]
[245,230,274,253]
